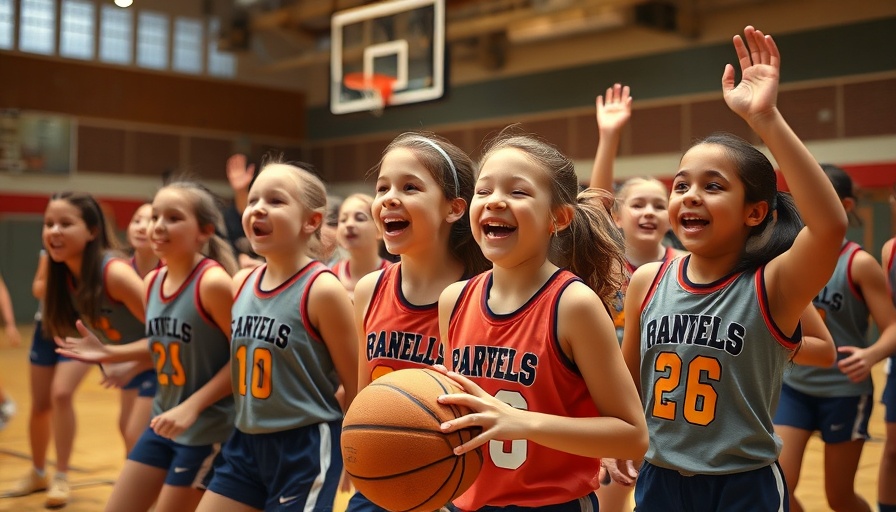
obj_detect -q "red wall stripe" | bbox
[0,193,146,230]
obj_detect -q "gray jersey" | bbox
[640,257,798,474]
[87,254,145,345]
[230,262,342,434]
[785,241,872,397]
[145,259,234,446]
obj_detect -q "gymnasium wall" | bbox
[1,13,895,322]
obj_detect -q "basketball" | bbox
[342,368,483,512]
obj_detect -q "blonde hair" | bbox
[613,177,668,213]
[257,160,329,260]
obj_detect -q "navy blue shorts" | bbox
[446,494,599,512]
[122,369,157,398]
[773,383,872,443]
[206,421,343,511]
[128,427,221,487]
[346,492,389,512]
[883,356,896,423]
[634,460,788,512]
[29,320,72,366]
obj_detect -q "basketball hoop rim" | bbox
[343,72,396,106]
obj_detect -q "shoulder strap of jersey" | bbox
[640,257,675,313]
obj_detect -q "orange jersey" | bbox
[447,270,601,510]
[362,263,444,382]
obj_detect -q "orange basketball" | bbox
[342,368,482,512]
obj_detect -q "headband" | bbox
[410,137,460,196]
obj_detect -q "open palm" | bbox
[596,83,632,133]
[722,26,780,123]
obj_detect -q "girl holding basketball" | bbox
[435,127,647,511]
[11,192,147,507]
[773,163,896,512]
[195,160,358,512]
[604,26,848,511]
[331,193,389,300]
[56,181,238,512]
[347,132,490,512]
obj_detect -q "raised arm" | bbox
[589,84,632,192]
[723,26,846,325]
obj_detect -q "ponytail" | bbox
[206,234,239,276]
[737,191,802,273]
[552,188,626,311]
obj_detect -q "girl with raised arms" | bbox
[612,26,848,511]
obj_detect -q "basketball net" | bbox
[343,72,395,117]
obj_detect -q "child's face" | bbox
[242,165,314,258]
[150,189,204,260]
[373,147,453,257]
[43,199,95,264]
[470,147,555,267]
[127,204,153,252]
[337,197,379,254]
[615,181,670,249]
[670,143,752,255]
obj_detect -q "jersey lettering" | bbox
[451,345,538,386]
[146,316,192,343]
[231,315,290,349]
[366,330,443,366]
[814,287,843,311]
[645,314,744,356]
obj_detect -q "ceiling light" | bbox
[114,0,133,7]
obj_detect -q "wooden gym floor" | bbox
[0,325,886,511]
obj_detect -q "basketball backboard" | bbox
[330,0,445,115]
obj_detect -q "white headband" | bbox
[410,137,460,196]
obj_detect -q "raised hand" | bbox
[596,83,632,135]
[226,153,255,193]
[722,26,781,124]
[54,319,112,363]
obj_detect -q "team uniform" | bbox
[347,262,446,512]
[89,255,157,398]
[883,239,896,423]
[611,247,677,343]
[637,256,797,512]
[207,262,343,511]
[774,241,874,442]
[129,258,233,487]
[331,258,389,298]
[446,269,601,512]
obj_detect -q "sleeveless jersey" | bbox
[448,269,601,509]
[332,258,390,298]
[640,256,798,475]
[612,246,677,344]
[362,263,444,382]
[144,259,234,446]
[230,262,342,434]
[785,241,872,397]
[130,255,162,278]
[87,254,145,345]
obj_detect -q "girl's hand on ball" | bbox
[437,370,526,455]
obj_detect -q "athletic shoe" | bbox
[0,398,16,423]
[46,475,69,507]
[8,468,48,497]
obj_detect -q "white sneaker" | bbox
[46,475,70,507]
[7,468,48,497]
[0,398,16,421]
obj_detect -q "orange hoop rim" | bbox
[343,72,396,106]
